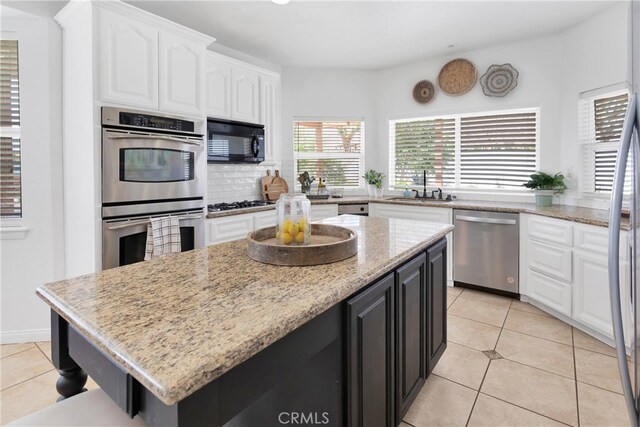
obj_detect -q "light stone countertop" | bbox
[206,196,626,229]
[36,215,453,406]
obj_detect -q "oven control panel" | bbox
[118,112,195,132]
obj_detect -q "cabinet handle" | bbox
[455,215,516,225]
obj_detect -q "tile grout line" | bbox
[477,391,574,427]
[464,299,514,427]
[0,345,37,361]
[572,327,581,427]
[0,368,56,393]
[34,342,54,364]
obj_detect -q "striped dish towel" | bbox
[144,216,181,260]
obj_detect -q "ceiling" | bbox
[4,1,622,70]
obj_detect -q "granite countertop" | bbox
[206,196,626,229]
[36,215,453,406]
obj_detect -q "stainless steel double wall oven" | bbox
[101,107,205,270]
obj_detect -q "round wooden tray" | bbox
[247,224,358,266]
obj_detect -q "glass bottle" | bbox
[275,194,311,245]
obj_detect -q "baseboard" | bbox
[0,328,51,344]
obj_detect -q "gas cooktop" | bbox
[207,200,274,212]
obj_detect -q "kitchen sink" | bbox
[387,197,451,203]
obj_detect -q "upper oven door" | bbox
[102,129,205,204]
[207,120,265,163]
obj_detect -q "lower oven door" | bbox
[102,210,204,270]
[102,129,205,204]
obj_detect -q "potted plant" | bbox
[362,169,386,198]
[522,172,567,207]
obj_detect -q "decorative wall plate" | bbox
[412,80,435,104]
[480,63,519,97]
[437,58,477,96]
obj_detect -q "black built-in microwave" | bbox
[207,118,265,163]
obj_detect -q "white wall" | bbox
[280,68,378,192]
[0,9,64,343]
[559,4,629,205]
[280,4,628,205]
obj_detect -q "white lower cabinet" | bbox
[573,249,616,337]
[369,203,453,285]
[207,214,254,245]
[310,204,339,222]
[253,210,277,229]
[526,269,572,316]
[521,214,628,342]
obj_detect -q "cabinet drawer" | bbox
[207,215,253,244]
[527,240,572,283]
[527,215,573,247]
[574,224,628,260]
[310,204,338,221]
[369,203,452,224]
[253,210,276,229]
[526,269,572,316]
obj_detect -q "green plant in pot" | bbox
[522,172,567,207]
[362,169,385,198]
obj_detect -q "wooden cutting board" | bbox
[261,170,274,200]
[272,170,289,193]
[265,182,286,201]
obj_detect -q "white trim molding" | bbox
[0,328,51,344]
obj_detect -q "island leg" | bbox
[51,310,87,401]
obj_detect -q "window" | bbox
[580,90,629,194]
[293,120,364,188]
[389,108,538,190]
[0,39,21,218]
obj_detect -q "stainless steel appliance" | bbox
[102,199,204,270]
[453,209,519,294]
[102,107,205,205]
[609,3,640,424]
[338,203,369,216]
[207,118,265,163]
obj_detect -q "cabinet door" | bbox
[260,74,280,162]
[206,215,253,245]
[426,238,447,373]
[310,205,339,222]
[347,273,395,427]
[205,54,231,119]
[573,250,615,338]
[159,31,204,115]
[99,9,158,108]
[231,67,260,123]
[395,253,426,422]
[253,210,276,229]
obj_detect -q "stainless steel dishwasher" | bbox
[453,209,519,294]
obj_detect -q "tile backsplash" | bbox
[207,163,281,204]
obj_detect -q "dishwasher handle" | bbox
[455,215,517,225]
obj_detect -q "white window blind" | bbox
[0,39,21,218]
[389,108,539,190]
[460,112,537,188]
[580,90,629,194]
[293,120,364,188]
[390,118,455,187]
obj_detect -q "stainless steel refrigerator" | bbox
[609,2,640,426]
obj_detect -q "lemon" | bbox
[283,219,293,230]
[288,223,299,235]
[282,232,293,245]
[295,231,305,243]
[276,231,281,240]
[298,218,307,229]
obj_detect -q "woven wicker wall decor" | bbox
[412,80,435,104]
[480,63,519,97]
[437,58,477,96]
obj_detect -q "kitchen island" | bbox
[37,215,452,427]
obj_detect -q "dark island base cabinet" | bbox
[347,238,448,427]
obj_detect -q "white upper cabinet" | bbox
[205,55,231,119]
[99,9,158,108]
[231,66,260,123]
[158,31,205,115]
[260,74,280,162]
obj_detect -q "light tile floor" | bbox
[0,287,630,426]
